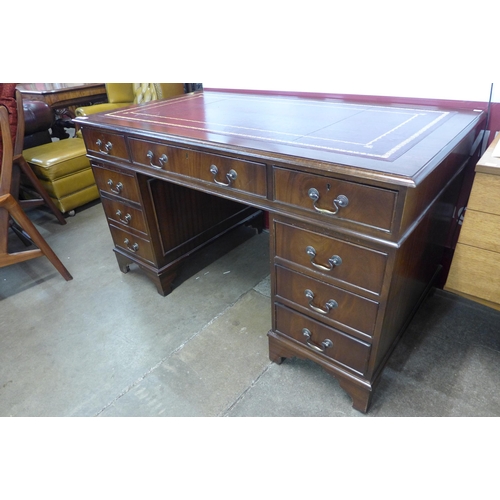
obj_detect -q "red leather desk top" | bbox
[77,91,484,185]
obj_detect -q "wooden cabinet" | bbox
[76,91,485,412]
[445,134,500,310]
[90,159,262,296]
[92,163,158,270]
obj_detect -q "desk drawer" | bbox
[459,209,500,253]
[275,265,379,337]
[273,168,397,231]
[83,128,129,161]
[274,221,387,294]
[129,138,267,197]
[468,173,500,216]
[101,195,148,235]
[446,242,500,305]
[92,164,141,203]
[109,224,155,264]
[275,304,371,376]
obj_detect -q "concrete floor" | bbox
[1,201,500,417]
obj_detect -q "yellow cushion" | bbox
[38,168,96,198]
[75,102,129,117]
[155,83,186,99]
[106,83,135,103]
[23,138,90,181]
[50,185,100,213]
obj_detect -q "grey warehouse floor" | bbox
[1,201,500,417]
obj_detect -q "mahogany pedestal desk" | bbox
[75,91,485,413]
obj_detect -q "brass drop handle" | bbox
[146,150,168,169]
[210,164,237,186]
[107,179,123,195]
[116,210,132,225]
[304,289,338,315]
[306,246,342,271]
[308,188,349,215]
[96,139,113,154]
[302,328,333,353]
[124,238,139,252]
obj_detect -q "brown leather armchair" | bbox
[22,99,55,149]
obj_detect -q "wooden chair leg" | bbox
[14,155,67,225]
[0,194,73,281]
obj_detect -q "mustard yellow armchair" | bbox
[75,83,186,117]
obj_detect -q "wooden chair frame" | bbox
[13,89,66,225]
[0,105,72,280]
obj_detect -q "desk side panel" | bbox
[140,175,262,267]
[370,170,465,376]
